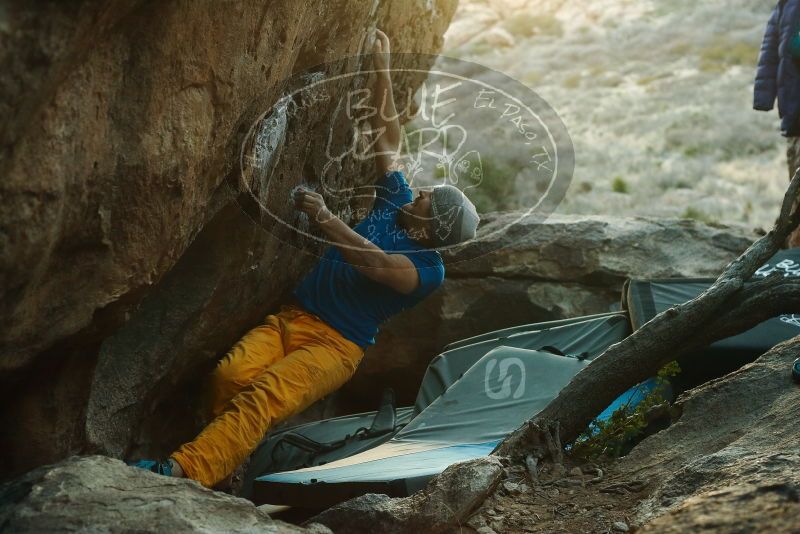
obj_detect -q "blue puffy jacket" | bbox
[754,0,800,136]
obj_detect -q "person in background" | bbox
[754,0,800,248]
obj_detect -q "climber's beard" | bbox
[398,203,433,246]
[397,203,413,228]
[396,207,410,236]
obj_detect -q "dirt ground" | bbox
[461,458,646,534]
[459,338,800,534]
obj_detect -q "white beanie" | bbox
[430,185,480,247]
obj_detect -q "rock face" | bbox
[344,212,760,408]
[307,456,504,534]
[0,1,457,477]
[621,336,800,532]
[0,455,331,533]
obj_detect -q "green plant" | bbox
[611,176,629,193]
[682,145,703,157]
[572,361,681,460]
[463,153,519,213]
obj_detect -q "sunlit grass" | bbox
[698,37,760,73]
[637,72,669,86]
[681,206,716,224]
[562,73,582,88]
[438,0,786,227]
[502,13,563,38]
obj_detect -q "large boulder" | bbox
[307,456,504,533]
[621,336,800,532]
[0,455,330,533]
[345,212,760,407]
[0,0,457,477]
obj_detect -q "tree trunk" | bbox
[494,170,800,460]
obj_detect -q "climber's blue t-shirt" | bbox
[293,170,445,348]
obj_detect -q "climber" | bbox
[129,29,480,488]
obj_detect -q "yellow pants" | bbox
[171,304,365,488]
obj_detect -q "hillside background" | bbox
[438,0,786,228]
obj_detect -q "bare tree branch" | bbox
[494,169,800,460]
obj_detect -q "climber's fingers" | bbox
[294,190,328,218]
[375,29,390,53]
[372,29,390,70]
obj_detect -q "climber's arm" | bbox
[294,190,419,294]
[369,29,401,177]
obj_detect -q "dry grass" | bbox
[698,37,760,73]
[437,0,786,227]
[502,13,563,39]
